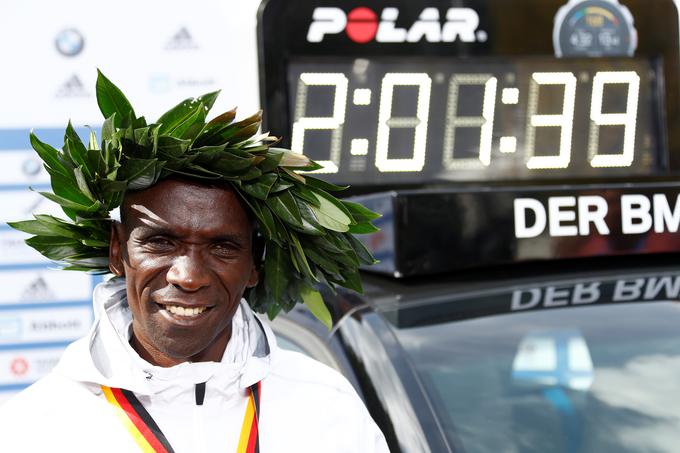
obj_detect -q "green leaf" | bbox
[342,200,381,223]
[281,168,305,184]
[289,232,316,280]
[38,191,101,212]
[24,236,90,261]
[64,121,86,152]
[345,233,377,265]
[96,70,135,127]
[294,198,326,236]
[258,204,278,241]
[80,238,110,247]
[301,287,332,330]
[157,136,191,157]
[348,223,380,234]
[158,100,206,140]
[291,185,321,207]
[268,178,292,193]
[7,218,74,238]
[241,173,277,200]
[257,149,284,173]
[119,158,158,190]
[337,270,364,293]
[88,129,100,150]
[303,175,349,192]
[101,113,116,141]
[49,171,93,207]
[29,132,70,177]
[73,167,95,201]
[197,90,220,112]
[304,246,341,275]
[63,138,90,179]
[265,191,303,227]
[309,192,351,232]
[212,152,254,174]
[266,303,282,321]
[264,244,288,302]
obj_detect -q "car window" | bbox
[393,301,680,453]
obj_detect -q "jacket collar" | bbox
[54,278,277,396]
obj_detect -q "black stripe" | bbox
[120,388,177,453]
[250,382,261,453]
[195,382,206,406]
[250,382,261,419]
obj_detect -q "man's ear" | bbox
[109,222,126,277]
[246,263,259,289]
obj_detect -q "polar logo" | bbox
[307,7,486,44]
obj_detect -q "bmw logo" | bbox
[22,158,42,177]
[55,28,85,57]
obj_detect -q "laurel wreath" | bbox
[8,71,379,327]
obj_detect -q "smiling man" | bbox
[0,73,388,452]
[111,179,260,368]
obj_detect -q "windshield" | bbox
[393,301,680,453]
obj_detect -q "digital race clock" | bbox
[258,0,680,188]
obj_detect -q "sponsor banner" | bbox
[0,306,91,345]
[353,184,680,277]
[0,190,64,224]
[0,269,92,305]
[0,231,48,266]
[307,6,486,44]
[392,270,680,327]
[0,150,50,187]
[0,348,66,387]
[0,0,261,128]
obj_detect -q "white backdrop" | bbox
[0,0,261,403]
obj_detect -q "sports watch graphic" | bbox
[553,0,638,57]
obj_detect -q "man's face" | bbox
[109,179,258,365]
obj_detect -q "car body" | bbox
[270,253,680,453]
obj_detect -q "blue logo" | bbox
[55,28,85,57]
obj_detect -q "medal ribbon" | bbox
[101,382,261,453]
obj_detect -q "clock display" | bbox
[288,57,664,184]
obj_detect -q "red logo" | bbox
[10,357,29,377]
[346,7,379,43]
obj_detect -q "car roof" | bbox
[353,253,680,327]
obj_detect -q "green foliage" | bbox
[10,71,380,325]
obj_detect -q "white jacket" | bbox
[0,280,389,452]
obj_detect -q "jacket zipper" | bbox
[194,382,208,453]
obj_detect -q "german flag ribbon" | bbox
[101,382,261,453]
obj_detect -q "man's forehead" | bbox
[121,178,253,233]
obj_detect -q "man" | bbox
[0,73,389,452]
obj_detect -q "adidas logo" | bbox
[55,74,89,98]
[165,27,198,50]
[21,275,54,301]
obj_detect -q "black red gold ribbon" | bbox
[102,382,261,453]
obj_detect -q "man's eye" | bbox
[212,243,237,256]
[146,237,174,249]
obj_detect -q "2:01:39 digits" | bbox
[288,59,660,182]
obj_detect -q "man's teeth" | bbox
[164,305,206,316]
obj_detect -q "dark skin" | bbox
[109,179,259,367]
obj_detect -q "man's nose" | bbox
[166,254,210,291]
